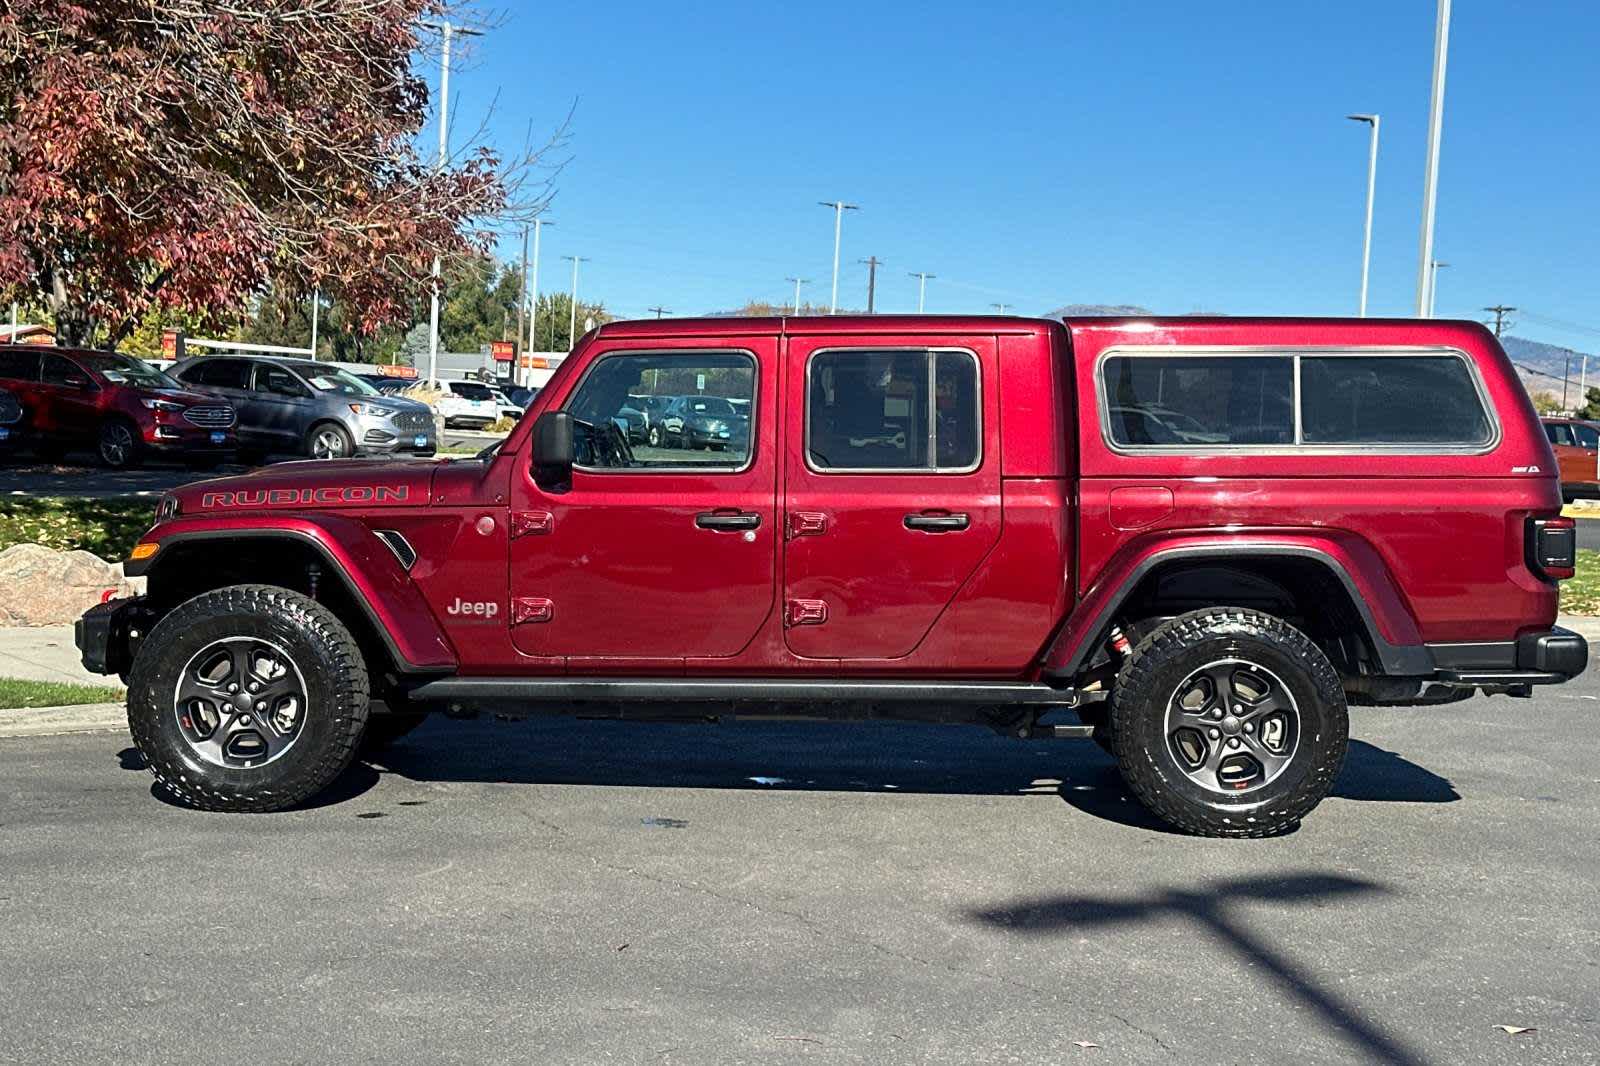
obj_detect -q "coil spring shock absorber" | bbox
[1107,624,1132,659]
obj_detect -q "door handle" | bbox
[904,512,970,532]
[695,510,762,531]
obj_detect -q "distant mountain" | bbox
[1045,303,1154,319]
[1501,335,1596,400]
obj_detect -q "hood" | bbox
[171,459,437,515]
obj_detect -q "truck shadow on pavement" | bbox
[359,718,1457,831]
[965,872,1430,1066]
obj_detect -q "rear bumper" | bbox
[1427,626,1588,689]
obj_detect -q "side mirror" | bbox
[530,410,574,490]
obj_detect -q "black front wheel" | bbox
[1108,608,1348,838]
[126,585,370,812]
[98,419,141,469]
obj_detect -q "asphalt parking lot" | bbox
[3,676,1597,1065]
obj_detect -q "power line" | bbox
[647,306,671,318]
[1483,304,1516,337]
[859,256,882,314]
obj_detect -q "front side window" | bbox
[1574,424,1600,451]
[807,348,980,472]
[1102,349,1493,451]
[254,364,308,397]
[42,354,85,387]
[564,350,756,470]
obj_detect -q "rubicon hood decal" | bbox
[201,485,412,508]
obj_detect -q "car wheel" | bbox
[358,711,429,755]
[307,422,354,460]
[125,584,370,812]
[98,418,141,469]
[1108,607,1348,838]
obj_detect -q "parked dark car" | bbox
[659,393,749,450]
[0,385,27,459]
[0,346,235,469]
[172,356,435,460]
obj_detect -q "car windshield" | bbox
[685,396,737,418]
[294,366,379,396]
[74,353,180,389]
[451,382,494,401]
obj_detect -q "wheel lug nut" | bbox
[1244,722,1254,733]
[1233,706,1243,714]
[1211,709,1223,719]
[228,684,239,693]
[1228,738,1241,749]
[249,682,260,693]
[1208,728,1220,739]
[239,715,252,726]
[255,701,266,711]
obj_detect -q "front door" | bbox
[248,362,317,451]
[782,334,1000,660]
[509,339,778,662]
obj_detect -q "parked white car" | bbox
[419,379,500,429]
[488,386,525,421]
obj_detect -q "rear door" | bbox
[509,338,779,662]
[39,353,100,442]
[248,362,316,450]
[1545,422,1591,488]
[781,334,1000,660]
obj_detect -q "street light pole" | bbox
[1416,0,1451,315]
[423,19,482,382]
[562,255,589,351]
[309,288,320,359]
[1427,260,1449,317]
[909,272,935,313]
[525,218,550,383]
[818,201,858,314]
[1346,114,1379,316]
[786,277,810,315]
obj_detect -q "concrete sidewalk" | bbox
[0,625,105,686]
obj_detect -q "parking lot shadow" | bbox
[965,872,1430,1066]
[363,717,1457,815]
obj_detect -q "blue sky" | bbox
[440,0,1598,349]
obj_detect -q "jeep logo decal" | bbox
[445,598,500,620]
[200,486,410,508]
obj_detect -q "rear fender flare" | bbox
[1044,534,1432,678]
[129,514,457,673]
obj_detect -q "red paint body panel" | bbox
[131,314,1567,684]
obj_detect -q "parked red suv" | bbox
[79,315,1584,836]
[1540,417,1600,500]
[0,346,237,468]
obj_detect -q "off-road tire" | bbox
[359,711,429,754]
[126,584,370,812]
[1108,607,1348,838]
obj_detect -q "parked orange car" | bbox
[1541,417,1600,500]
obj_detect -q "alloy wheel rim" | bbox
[1164,658,1300,794]
[101,425,132,465]
[173,637,308,768]
[313,429,347,459]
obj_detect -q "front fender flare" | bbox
[1043,532,1433,679]
[129,514,457,673]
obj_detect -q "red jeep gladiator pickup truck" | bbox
[78,315,1586,836]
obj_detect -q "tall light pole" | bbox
[525,218,551,381]
[309,288,321,358]
[991,303,1011,314]
[818,201,858,314]
[909,271,935,313]
[1427,260,1449,317]
[1416,0,1451,316]
[786,277,810,315]
[423,19,482,382]
[1346,114,1380,317]
[562,255,589,351]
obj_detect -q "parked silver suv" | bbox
[171,356,436,459]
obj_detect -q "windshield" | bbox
[293,366,379,397]
[685,396,737,418]
[75,353,181,390]
[451,382,494,401]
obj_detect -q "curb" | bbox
[1561,504,1600,519]
[0,702,125,738]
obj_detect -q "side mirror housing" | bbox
[530,410,574,490]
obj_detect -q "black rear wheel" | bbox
[126,585,369,812]
[1108,608,1348,837]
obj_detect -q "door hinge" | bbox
[512,511,554,539]
[784,598,828,627]
[787,511,828,539]
[512,597,554,625]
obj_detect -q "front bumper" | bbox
[75,596,153,678]
[353,412,437,456]
[143,424,237,452]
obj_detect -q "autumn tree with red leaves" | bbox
[0,1,552,347]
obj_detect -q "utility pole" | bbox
[1483,304,1516,337]
[909,272,935,314]
[1416,0,1451,316]
[1563,349,1572,411]
[562,255,589,351]
[991,303,1011,314]
[309,288,320,359]
[516,226,529,361]
[859,256,882,314]
[525,218,551,384]
[1427,260,1449,317]
[818,201,858,314]
[423,18,483,382]
[786,277,810,315]
[1346,114,1380,316]
[648,307,671,319]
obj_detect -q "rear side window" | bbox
[0,349,40,381]
[41,354,83,386]
[1103,355,1293,446]
[807,348,980,472]
[1574,424,1600,451]
[1102,348,1494,451]
[1301,355,1490,445]
[184,359,250,389]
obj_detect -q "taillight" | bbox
[1527,515,1577,580]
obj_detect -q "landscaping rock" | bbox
[0,544,136,626]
